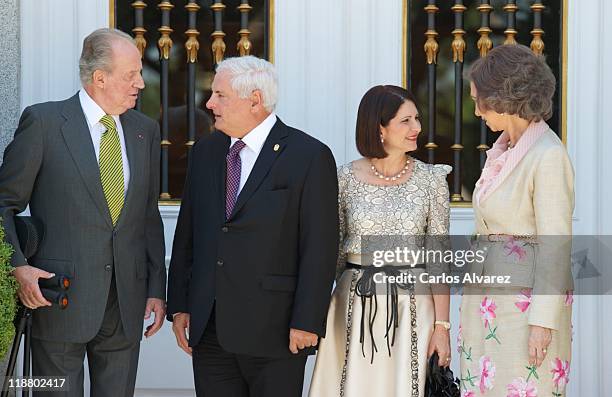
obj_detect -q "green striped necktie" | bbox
[99,115,124,226]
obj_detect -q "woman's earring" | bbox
[380,135,385,143]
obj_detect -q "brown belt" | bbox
[472,233,538,244]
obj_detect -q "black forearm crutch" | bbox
[2,288,68,397]
[2,306,31,397]
[2,216,47,397]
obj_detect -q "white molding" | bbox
[159,204,180,218]
[450,207,475,221]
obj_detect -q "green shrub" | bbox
[0,223,18,359]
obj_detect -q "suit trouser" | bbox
[192,309,307,397]
[31,275,141,397]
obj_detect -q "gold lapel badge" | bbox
[273,144,280,152]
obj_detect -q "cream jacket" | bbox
[472,128,574,330]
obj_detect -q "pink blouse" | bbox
[475,120,550,205]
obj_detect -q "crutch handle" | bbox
[39,274,70,290]
[41,289,68,309]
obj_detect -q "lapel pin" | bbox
[273,144,280,152]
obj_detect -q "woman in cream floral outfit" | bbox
[459,44,574,397]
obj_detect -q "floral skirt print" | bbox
[459,288,572,397]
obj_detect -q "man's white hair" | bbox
[79,28,135,85]
[215,56,278,112]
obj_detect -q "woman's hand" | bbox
[428,325,451,367]
[528,325,552,367]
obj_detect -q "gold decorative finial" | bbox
[133,28,147,58]
[131,1,147,58]
[423,4,439,65]
[184,2,200,63]
[451,4,467,62]
[424,31,439,65]
[530,29,545,55]
[185,29,200,63]
[157,1,174,60]
[210,2,227,64]
[158,27,173,60]
[237,29,252,56]
[530,3,546,55]
[451,29,466,63]
[211,32,226,64]
[504,29,518,45]
[477,3,494,57]
[477,28,493,57]
[237,3,253,56]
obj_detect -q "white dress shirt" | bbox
[78,89,130,194]
[230,113,277,193]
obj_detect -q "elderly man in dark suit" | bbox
[167,56,339,397]
[0,28,166,396]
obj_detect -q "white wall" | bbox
[20,0,108,109]
[18,0,611,395]
[564,0,612,395]
[274,0,404,166]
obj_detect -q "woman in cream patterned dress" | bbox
[459,45,573,397]
[309,85,452,397]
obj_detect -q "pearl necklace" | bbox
[370,158,410,181]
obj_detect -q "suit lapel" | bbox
[479,125,549,204]
[229,119,289,220]
[60,94,112,228]
[115,111,145,228]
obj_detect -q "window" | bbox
[406,0,564,202]
[114,0,272,200]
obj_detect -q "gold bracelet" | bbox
[434,320,451,330]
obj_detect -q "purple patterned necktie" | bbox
[225,140,246,219]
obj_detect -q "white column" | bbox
[565,0,610,395]
[599,0,612,391]
[20,0,108,109]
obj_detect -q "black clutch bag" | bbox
[425,352,461,397]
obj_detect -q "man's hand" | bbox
[172,313,192,356]
[528,325,552,367]
[12,265,54,309]
[144,298,166,338]
[289,328,318,354]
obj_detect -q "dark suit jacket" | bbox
[167,118,339,358]
[0,93,166,343]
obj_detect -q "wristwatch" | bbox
[434,320,451,330]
